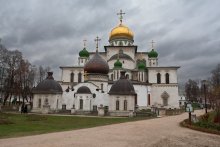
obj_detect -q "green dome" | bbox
[79,48,89,57]
[148,49,158,58]
[138,62,145,70]
[114,59,122,68]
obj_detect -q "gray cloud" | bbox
[0,0,220,85]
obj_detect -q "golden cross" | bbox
[83,39,87,48]
[117,9,125,24]
[151,40,155,49]
[94,36,101,51]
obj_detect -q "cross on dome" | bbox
[151,40,155,49]
[83,39,87,48]
[94,36,101,51]
[117,9,125,24]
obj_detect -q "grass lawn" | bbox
[0,113,150,139]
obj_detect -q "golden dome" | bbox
[109,24,134,41]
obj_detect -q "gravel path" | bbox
[1,110,220,147]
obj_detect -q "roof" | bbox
[76,86,92,94]
[32,72,63,94]
[84,51,109,74]
[108,71,136,95]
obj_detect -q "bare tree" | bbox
[210,64,220,123]
[185,79,200,102]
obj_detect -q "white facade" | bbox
[34,15,181,116]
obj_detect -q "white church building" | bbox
[32,11,180,116]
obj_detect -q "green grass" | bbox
[0,113,149,138]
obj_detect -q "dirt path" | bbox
[0,110,220,147]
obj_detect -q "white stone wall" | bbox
[60,67,84,83]
[75,93,93,111]
[109,95,135,111]
[148,67,178,84]
[133,85,150,108]
[32,93,62,112]
[61,82,109,111]
[105,47,136,61]
[151,84,179,108]
[108,59,135,70]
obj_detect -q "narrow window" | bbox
[116,100,120,110]
[44,98,48,105]
[78,72,82,83]
[80,99,83,109]
[165,73,169,84]
[93,105,97,111]
[124,100,127,110]
[70,72,74,82]
[38,99,41,108]
[62,104,66,110]
[157,73,161,84]
[148,94,151,105]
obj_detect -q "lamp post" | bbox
[202,80,208,114]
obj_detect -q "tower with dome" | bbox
[32,10,180,116]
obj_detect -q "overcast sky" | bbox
[0,0,220,84]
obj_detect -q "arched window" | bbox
[116,100,120,110]
[44,98,48,105]
[78,72,82,83]
[157,73,161,84]
[124,100,127,110]
[38,99,41,108]
[126,74,129,79]
[165,73,169,84]
[70,72,74,82]
[79,99,83,109]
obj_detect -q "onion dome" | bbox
[109,71,136,95]
[32,72,62,94]
[109,24,134,41]
[114,59,122,68]
[84,51,109,74]
[79,48,89,58]
[76,86,91,94]
[138,62,145,70]
[148,49,158,58]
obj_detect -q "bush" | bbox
[195,121,220,131]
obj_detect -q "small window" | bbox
[157,73,161,84]
[93,105,97,111]
[80,99,83,109]
[165,73,169,84]
[62,104,66,110]
[124,100,127,110]
[78,72,82,83]
[38,99,41,108]
[44,98,48,105]
[116,100,120,110]
[70,72,74,82]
